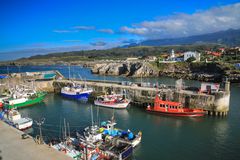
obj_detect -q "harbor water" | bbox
[1,65,240,160]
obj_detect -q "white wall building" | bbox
[184,51,201,62]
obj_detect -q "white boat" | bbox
[7,109,33,130]
[94,94,130,109]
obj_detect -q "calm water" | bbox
[1,66,240,160]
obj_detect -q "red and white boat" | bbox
[94,94,130,109]
[146,95,205,117]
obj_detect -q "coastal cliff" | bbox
[91,62,159,77]
[91,62,240,82]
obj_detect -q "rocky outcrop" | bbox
[91,62,158,77]
[90,61,240,82]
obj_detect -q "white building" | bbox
[184,51,201,62]
[170,49,175,59]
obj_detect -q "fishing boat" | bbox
[6,109,33,130]
[3,91,46,109]
[61,84,93,101]
[100,120,142,148]
[77,124,134,160]
[94,94,130,109]
[146,94,205,117]
[61,65,93,101]
[74,106,134,160]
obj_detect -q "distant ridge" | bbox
[125,29,240,47]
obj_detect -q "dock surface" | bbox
[0,121,72,160]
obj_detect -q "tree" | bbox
[186,57,196,63]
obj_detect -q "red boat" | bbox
[146,95,205,117]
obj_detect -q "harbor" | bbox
[0,68,231,116]
[0,66,240,160]
[2,1,240,160]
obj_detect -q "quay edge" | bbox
[0,70,230,117]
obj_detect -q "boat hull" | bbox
[61,92,91,101]
[16,120,33,130]
[146,109,205,117]
[4,92,46,109]
[94,100,130,109]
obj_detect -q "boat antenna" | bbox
[111,108,115,123]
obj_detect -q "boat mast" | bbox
[67,122,70,138]
[59,119,62,140]
[91,105,94,126]
[68,63,71,80]
[64,118,67,140]
[96,106,99,126]
[7,66,10,88]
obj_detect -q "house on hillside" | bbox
[141,56,157,62]
[184,51,201,62]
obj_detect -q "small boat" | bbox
[78,124,134,160]
[3,91,46,110]
[61,84,93,101]
[94,94,130,109]
[146,95,205,117]
[6,109,33,130]
[100,120,142,148]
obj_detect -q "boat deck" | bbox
[0,121,72,160]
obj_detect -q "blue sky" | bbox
[1,0,240,60]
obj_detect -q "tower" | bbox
[170,49,175,59]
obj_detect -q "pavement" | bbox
[0,121,72,160]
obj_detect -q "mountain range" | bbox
[125,29,240,47]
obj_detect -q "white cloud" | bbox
[121,3,240,39]
[53,30,77,33]
[90,41,107,46]
[73,26,95,30]
[97,29,114,34]
[63,40,81,42]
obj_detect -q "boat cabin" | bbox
[154,95,182,109]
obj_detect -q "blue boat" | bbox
[61,84,93,101]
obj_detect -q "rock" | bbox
[91,62,158,77]
[91,61,240,82]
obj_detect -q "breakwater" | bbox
[53,79,230,116]
[0,70,230,116]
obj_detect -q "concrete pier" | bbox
[0,121,72,160]
[0,70,231,117]
[53,79,230,116]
